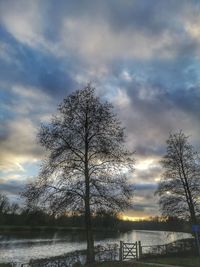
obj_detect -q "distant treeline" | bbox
[0,193,190,232]
[117,216,191,233]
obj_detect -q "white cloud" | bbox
[0,0,59,54]
[0,118,43,173]
[6,84,52,117]
[0,1,41,45]
[12,84,51,102]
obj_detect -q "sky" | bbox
[0,0,200,220]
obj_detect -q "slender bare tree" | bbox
[156,131,200,225]
[0,193,10,214]
[23,84,134,265]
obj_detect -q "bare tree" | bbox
[0,193,10,214]
[156,131,200,225]
[9,203,20,215]
[23,84,134,265]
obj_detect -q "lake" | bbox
[0,230,192,263]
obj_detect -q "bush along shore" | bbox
[29,250,86,267]
[29,243,119,267]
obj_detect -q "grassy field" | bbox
[87,261,159,267]
[2,259,200,267]
[1,260,200,267]
[72,257,200,267]
[93,259,200,267]
[1,257,200,267]
[144,256,200,267]
[88,257,200,266]
[93,263,157,267]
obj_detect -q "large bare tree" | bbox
[156,131,200,225]
[23,84,134,265]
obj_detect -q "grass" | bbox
[93,262,155,267]
[0,262,156,267]
[144,256,200,267]
[80,257,200,267]
[1,258,199,267]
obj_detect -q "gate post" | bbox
[138,241,142,259]
[136,241,138,260]
[119,241,123,261]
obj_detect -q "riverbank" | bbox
[0,225,117,233]
[0,225,191,234]
[0,214,191,234]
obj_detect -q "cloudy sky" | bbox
[1,0,200,220]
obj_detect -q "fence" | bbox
[11,263,30,267]
[140,238,196,258]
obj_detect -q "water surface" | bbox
[0,230,192,263]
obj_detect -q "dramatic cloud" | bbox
[1,0,200,218]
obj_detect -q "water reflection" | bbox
[0,230,192,263]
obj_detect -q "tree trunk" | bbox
[180,158,197,224]
[188,199,197,225]
[84,111,95,265]
[85,196,95,265]
[84,160,95,264]
[185,182,197,225]
[85,166,95,265]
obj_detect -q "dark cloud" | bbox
[170,86,200,118]
[37,0,199,41]
[105,0,182,34]
[133,203,157,212]
[0,26,76,98]
[0,179,25,196]
[135,183,157,191]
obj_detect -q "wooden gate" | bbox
[119,241,141,261]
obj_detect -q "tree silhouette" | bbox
[156,131,200,225]
[0,193,10,214]
[23,84,134,265]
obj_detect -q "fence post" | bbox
[136,241,138,260]
[165,244,168,254]
[194,231,200,256]
[119,241,123,261]
[138,241,142,259]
